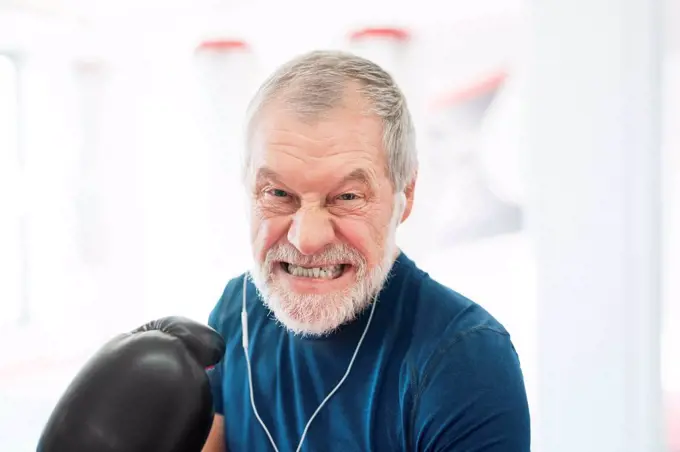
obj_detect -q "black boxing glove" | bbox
[37,316,226,452]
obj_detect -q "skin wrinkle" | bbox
[255,167,381,215]
[247,92,414,336]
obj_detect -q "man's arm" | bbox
[205,296,228,452]
[413,326,531,451]
[202,415,226,452]
[203,349,226,451]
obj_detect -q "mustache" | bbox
[263,243,366,269]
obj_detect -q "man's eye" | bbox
[267,189,289,198]
[337,193,359,201]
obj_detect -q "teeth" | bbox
[286,264,343,279]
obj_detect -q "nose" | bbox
[287,206,335,256]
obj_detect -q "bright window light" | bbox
[0,55,24,327]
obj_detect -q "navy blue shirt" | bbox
[208,252,530,451]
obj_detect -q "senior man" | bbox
[202,50,530,452]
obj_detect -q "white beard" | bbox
[250,195,404,336]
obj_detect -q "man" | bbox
[203,50,531,452]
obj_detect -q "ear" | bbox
[400,173,417,223]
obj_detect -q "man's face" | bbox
[247,97,411,336]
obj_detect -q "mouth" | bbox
[279,262,350,280]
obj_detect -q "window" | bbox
[0,55,24,327]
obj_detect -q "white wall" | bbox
[527,0,665,449]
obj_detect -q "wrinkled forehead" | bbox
[247,103,389,189]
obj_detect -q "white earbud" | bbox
[397,192,407,219]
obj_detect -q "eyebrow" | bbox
[340,168,375,188]
[255,167,283,185]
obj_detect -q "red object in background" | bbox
[418,67,522,246]
[348,27,411,42]
[195,39,250,53]
[430,71,508,111]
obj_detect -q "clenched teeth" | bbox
[284,263,345,279]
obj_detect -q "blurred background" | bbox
[0,0,677,450]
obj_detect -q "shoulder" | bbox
[421,268,505,329]
[208,273,248,335]
[401,263,530,449]
[404,264,512,368]
[400,259,526,403]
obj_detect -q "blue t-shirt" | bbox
[208,252,530,451]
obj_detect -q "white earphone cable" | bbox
[242,274,378,452]
[244,338,280,451]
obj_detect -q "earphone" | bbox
[240,191,405,451]
[397,192,407,220]
[241,274,378,452]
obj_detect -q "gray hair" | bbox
[243,50,418,193]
